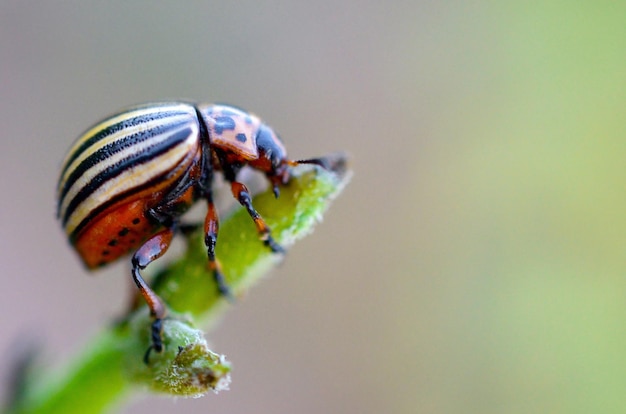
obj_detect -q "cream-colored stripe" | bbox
[58,106,195,198]
[59,121,197,217]
[60,103,193,169]
[62,123,199,234]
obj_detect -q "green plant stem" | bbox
[15,332,128,414]
[7,154,350,414]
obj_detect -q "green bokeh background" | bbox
[1,1,624,413]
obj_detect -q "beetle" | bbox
[57,102,326,358]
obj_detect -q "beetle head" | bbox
[251,123,335,198]
[248,123,290,194]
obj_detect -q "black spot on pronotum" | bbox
[132,218,141,225]
[118,228,129,237]
[108,239,118,246]
[213,116,236,134]
[235,133,247,143]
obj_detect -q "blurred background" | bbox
[1,1,625,413]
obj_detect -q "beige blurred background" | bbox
[1,2,625,413]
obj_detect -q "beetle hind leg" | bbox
[131,228,174,362]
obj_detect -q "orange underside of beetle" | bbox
[75,198,160,269]
[73,154,201,269]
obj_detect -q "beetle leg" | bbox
[204,198,233,299]
[230,181,284,254]
[131,228,174,362]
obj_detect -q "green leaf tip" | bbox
[123,313,231,397]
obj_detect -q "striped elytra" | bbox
[57,101,327,359]
[57,103,201,247]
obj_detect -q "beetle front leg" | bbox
[230,181,284,253]
[131,227,174,363]
[204,198,233,299]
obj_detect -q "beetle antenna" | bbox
[293,152,349,176]
[295,157,331,170]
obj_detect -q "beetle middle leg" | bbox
[204,196,233,299]
[230,181,284,253]
[131,227,174,363]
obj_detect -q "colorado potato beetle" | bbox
[57,102,326,358]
